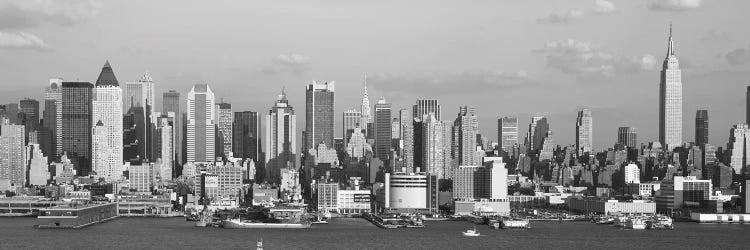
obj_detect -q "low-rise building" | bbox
[567,197,656,215]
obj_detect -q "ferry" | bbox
[647,216,674,230]
[462,226,481,237]
[624,218,647,230]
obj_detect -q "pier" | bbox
[36,203,119,229]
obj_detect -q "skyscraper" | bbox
[399,109,414,171]
[187,84,216,163]
[265,89,296,183]
[62,82,93,175]
[413,99,441,121]
[162,90,181,165]
[659,25,683,150]
[360,76,371,136]
[19,98,40,142]
[441,121,454,179]
[43,78,63,161]
[374,97,392,162]
[91,121,110,177]
[695,110,708,146]
[123,106,146,163]
[498,116,518,155]
[526,116,549,153]
[124,73,155,161]
[305,81,335,151]
[0,123,25,186]
[422,113,444,178]
[576,109,593,156]
[233,111,261,162]
[91,61,123,180]
[617,127,637,149]
[342,109,361,145]
[454,106,480,166]
[728,124,750,175]
[216,102,233,158]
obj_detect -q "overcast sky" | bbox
[1,0,749,150]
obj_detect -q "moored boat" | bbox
[624,218,647,230]
[221,218,311,229]
[462,226,480,236]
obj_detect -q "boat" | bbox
[501,219,531,229]
[624,218,647,230]
[221,218,311,229]
[647,216,674,230]
[595,217,615,225]
[489,220,500,229]
[195,211,213,227]
[462,226,481,236]
[257,238,263,250]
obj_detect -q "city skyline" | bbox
[1,1,750,149]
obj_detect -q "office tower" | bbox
[233,111,261,161]
[391,118,400,139]
[422,113,444,178]
[617,127,637,149]
[441,121,454,179]
[124,73,156,161]
[155,114,175,180]
[216,102,233,158]
[400,109,414,171]
[123,106,146,163]
[413,99,441,121]
[61,82,93,175]
[187,84,216,163]
[624,163,640,184]
[346,124,371,159]
[92,61,123,180]
[26,144,48,186]
[655,176,711,211]
[91,121,110,177]
[162,90,182,165]
[0,103,19,125]
[728,124,750,175]
[0,123,25,186]
[576,109,593,156]
[19,98,40,142]
[413,117,424,171]
[265,89,296,182]
[695,110,708,146]
[128,163,152,193]
[305,81,335,152]
[525,116,548,152]
[42,78,63,160]
[374,97,392,162]
[453,158,507,201]
[498,116,518,154]
[539,131,555,161]
[659,25,683,150]
[454,106,480,166]
[342,109,361,145]
[361,76,371,136]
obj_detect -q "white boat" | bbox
[221,218,311,229]
[624,218,647,230]
[501,219,531,229]
[462,227,481,236]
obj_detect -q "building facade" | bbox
[498,116,518,155]
[61,82,93,175]
[695,110,708,146]
[187,84,216,163]
[659,26,683,150]
[374,98,392,162]
[265,89,296,183]
[92,61,123,181]
[305,81,335,152]
[576,109,593,156]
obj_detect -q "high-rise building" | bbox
[187,84,216,163]
[61,82,93,175]
[453,157,507,201]
[422,113,444,178]
[92,61,123,181]
[576,109,593,156]
[124,73,156,161]
[19,98,40,143]
[360,76,371,136]
[233,111,261,162]
[1,103,19,125]
[413,99,441,121]
[400,109,414,171]
[91,121,110,177]
[216,102,233,158]
[391,118,400,139]
[26,144,48,186]
[162,90,181,165]
[617,127,637,149]
[43,78,63,160]
[342,109,361,146]
[265,89,296,183]
[695,110,708,146]
[0,123,25,186]
[526,116,549,153]
[655,176,711,211]
[441,121,454,179]
[728,124,750,175]
[155,114,175,180]
[659,25,683,150]
[123,106,146,164]
[497,116,518,155]
[454,106,480,166]
[305,81,335,152]
[374,97,392,162]
[624,163,640,184]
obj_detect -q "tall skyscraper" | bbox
[413,99,441,121]
[216,102,233,158]
[43,78,63,161]
[360,76,371,136]
[19,98,40,142]
[399,109,414,171]
[91,121,110,177]
[0,123,25,186]
[374,97,392,162]
[305,81,335,151]
[422,113,444,178]
[695,110,708,146]
[61,82,93,175]
[265,89,296,183]
[162,90,182,165]
[155,114,175,180]
[91,61,123,180]
[617,127,637,149]
[525,116,548,152]
[124,73,156,161]
[497,116,518,154]
[187,84,216,163]
[454,106,480,166]
[728,124,750,175]
[576,109,593,156]
[342,109,361,146]
[233,111,261,162]
[659,25,683,150]
[123,106,146,163]
[441,120,454,179]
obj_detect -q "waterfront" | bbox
[1,218,748,249]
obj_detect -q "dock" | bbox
[35,203,119,229]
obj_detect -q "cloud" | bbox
[369,70,532,96]
[537,39,656,78]
[648,0,702,12]
[536,9,584,24]
[0,0,102,29]
[701,30,732,42]
[725,45,750,65]
[261,53,312,75]
[0,31,48,50]
[593,0,616,14]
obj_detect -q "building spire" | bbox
[667,22,675,57]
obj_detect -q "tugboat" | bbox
[462,226,481,237]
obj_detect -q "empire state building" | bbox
[659,25,683,150]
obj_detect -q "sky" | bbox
[1,0,749,150]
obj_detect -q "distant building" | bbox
[695,110,708,146]
[123,106,146,164]
[656,176,711,212]
[124,73,156,161]
[360,76,371,136]
[454,106,480,166]
[27,144,49,186]
[232,111,261,163]
[453,157,508,201]
[265,89,296,183]
[187,84,216,163]
[162,90,182,165]
[624,163,640,184]
[342,109,361,146]
[498,116,518,155]
[19,98,40,143]
[576,109,593,156]
[129,163,152,194]
[617,127,637,149]
[305,81,335,151]
[412,99,441,121]
[43,78,63,160]
[659,25,683,151]
[728,124,750,175]
[194,163,244,200]
[0,123,25,186]
[92,61,123,181]
[374,98,392,162]
[61,82,93,175]
[380,172,438,214]
[216,102,233,158]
